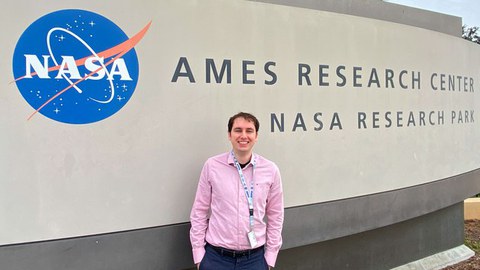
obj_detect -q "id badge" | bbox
[247,230,257,248]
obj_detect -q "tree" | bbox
[462,25,480,44]
[461,25,480,198]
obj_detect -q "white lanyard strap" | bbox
[231,151,256,230]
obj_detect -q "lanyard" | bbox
[231,151,256,230]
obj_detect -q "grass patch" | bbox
[466,239,480,253]
[465,220,480,253]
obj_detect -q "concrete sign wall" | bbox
[1,0,479,247]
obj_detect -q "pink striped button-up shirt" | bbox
[190,152,284,267]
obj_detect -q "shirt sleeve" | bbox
[189,161,212,264]
[264,165,284,267]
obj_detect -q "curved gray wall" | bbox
[1,169,478,270]
[1,1,476,270]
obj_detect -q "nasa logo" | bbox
[12,9,151,124]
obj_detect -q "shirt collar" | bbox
[228,151,256,168]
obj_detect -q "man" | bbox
[190,112,284,270]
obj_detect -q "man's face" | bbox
[228,117,258,156]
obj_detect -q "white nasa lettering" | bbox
[25,54,50,79]
[84,57,105,80]
[56,56,81,79]
[108,58,132,81]
[24,54,132,81]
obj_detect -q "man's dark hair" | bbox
[228,112,260,132]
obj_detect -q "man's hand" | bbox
[196,263,200,270]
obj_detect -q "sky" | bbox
[385,0,480,27]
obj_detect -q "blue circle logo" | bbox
[12,9,150,124]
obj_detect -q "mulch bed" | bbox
[443,220,480,270]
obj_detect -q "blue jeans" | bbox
[199,244,269,270]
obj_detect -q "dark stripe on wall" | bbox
[278,202,465,270]
[1,169,479,270]
[283,169,480,249]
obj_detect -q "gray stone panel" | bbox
[0,223,192,270]
[277,203,465,270]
